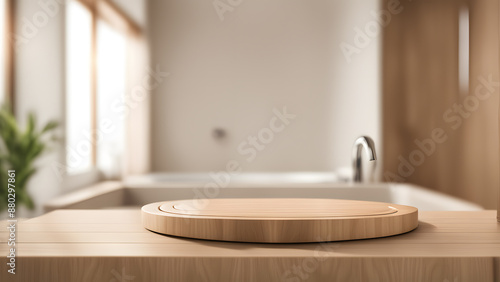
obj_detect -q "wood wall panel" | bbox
[383,0,499,209]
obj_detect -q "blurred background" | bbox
[0,0,498,216]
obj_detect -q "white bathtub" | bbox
[122,173,482,211]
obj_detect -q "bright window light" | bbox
[66,0,93,173]
[96,19,126,178]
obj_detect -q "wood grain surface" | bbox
[0,210,499,282]
[143,199,418,243]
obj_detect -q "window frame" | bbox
[64,0,141,186]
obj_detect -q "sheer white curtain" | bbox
[96,19,126,179]
[65,0,93,174]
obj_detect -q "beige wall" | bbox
[14,0,66,216]
[149,0,381,173]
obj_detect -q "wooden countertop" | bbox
[1,210,499,281]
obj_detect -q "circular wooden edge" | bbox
[142,199,419,243]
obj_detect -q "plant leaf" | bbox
[41,121,59,135]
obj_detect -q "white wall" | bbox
[149,0,381,173]
[14,0,66,216]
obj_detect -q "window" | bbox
[66,0,93,173]
[96,19,126,178]
[65,0,141,180]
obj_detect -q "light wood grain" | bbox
[0,257,494,282]
[162,198,399,217]
[3,231,500,244]
[498,0,500,223]
[0,210,498,282]
[2,242,500,258]
[383,0,500,211]
[142,199,418,243]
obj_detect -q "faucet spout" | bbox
[352,136,377,182]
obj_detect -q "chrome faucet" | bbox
[352,136,377,182]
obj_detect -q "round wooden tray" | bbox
[142,198,418,243]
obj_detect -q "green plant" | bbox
[0,106,58,211]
